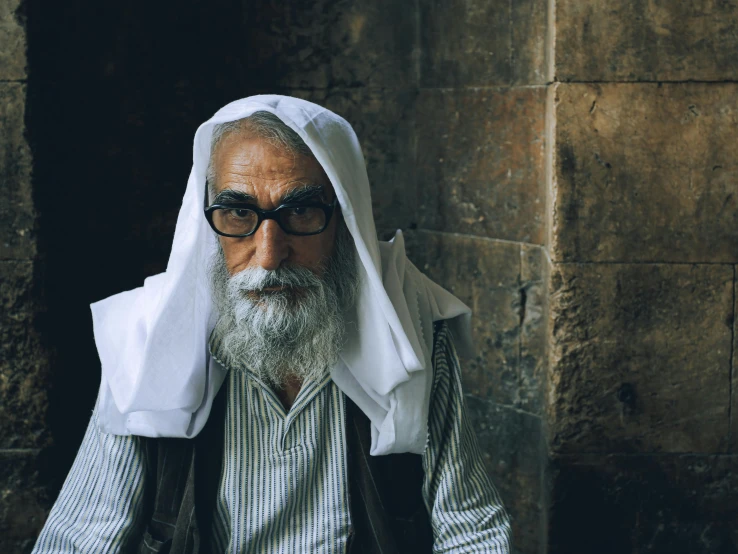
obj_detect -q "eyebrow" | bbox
[280,184,327,204]
[212,184,328,206]
[212,189,257,204]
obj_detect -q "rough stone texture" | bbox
[733,268,737,453]
[520,244,548,417]
[244,0,416,90]
[548,454,738,554]
[553,83,738,263]
[0,82,34,260]
[467,398,546,554]
[292,87,417,238]
[405,230,547,414]
[556,0,738,82]
[0,450,50,554]
[0,0,26,80]
[0,261,50,450]
[511,0,551,86]
[420,0,550,86]
[548,3,738,554]
[548,262,733,454]
[416,87,547,244]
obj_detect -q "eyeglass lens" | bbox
[211,206,328,236]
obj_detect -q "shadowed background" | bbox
[1,0,737,552]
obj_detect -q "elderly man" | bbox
[33,96,511,553]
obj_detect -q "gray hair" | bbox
[207,111,314,187]
[208,219,359,388]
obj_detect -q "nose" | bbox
[253,219,289,271]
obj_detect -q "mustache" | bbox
[229,264,323,293]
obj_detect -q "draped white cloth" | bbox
[92,95,473,455]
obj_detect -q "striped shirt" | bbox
[33,325,511,553]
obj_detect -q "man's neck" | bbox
[274,374,304,411]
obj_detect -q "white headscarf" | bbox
[92,95,472,455]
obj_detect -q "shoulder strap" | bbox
[345,323,449,553]
[138,380,228,554]
[137,436,197,554]
[193,381,228,541]
[345,384,434,553]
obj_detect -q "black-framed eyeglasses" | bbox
[204,185,338,238]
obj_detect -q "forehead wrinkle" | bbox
[216,161,305,195]
[213,135,330,203]
[220,160,290,180]
[219,138,300,174]
[216,172,319,196]
[213,141,297,191]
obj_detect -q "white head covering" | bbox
[92,95,472,455]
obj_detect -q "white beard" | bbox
[209,222,359,388]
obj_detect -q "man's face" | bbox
[211,133,338,277]
[208,132,358,386]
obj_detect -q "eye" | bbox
[229,209,252,219]
[290,206,308,216]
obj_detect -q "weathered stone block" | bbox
[733,270,738,453]
[556,0,738,82]
[0,0,26,80]
[548,263,733,454]
[0,82,34,260]
[405,231,547,413]
[420,0,549,86]
[243,0,416,89]
[0,261,50,449]
[293,88,417,238]
[416,88,547,244]
[553,83,738,263]
[467,398,546,554]
[511,0,551,85]
[548,454,738,554]
[420,0,510,87]
[520,244,548,415]
[0,450,50,554]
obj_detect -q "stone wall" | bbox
[6,0,736,552]
[0,0,54,552]
[406,2,552,552]
[547,1,738,552]
[11,1,552,552]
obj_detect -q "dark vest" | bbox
[135,378,434,554]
